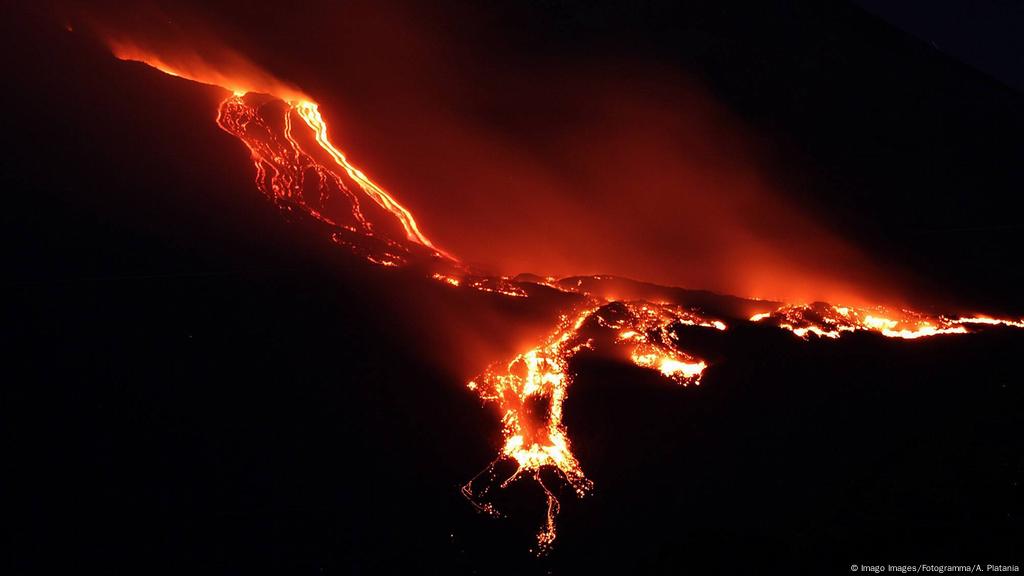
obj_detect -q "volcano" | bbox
[6,1,1024,574]
[177,80,1024,553]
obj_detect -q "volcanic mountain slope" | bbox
[5,4,1024,573]
[91,63,1024,554]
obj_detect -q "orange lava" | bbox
[749,303,1024,340]
[461,299,720,552]
[103,45,1024,553]
[293,102,450,255]
[213,94,452,264]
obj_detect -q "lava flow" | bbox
[214,94,451,267]
[102,42,1024,553]
[461,299,721,551]
[748,302,1024,340]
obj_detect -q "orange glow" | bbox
[953,317,1024,329]
[100,39,1024,553]
[105,40,450,262]
[749,303,1023,340]
[213,94,452,262]
[431,272,462,287]
[106,39,310,103]
[466,277,530,298]
[462,305,597,552]
[462,299,718,550]
[293,102,450,255]
[656,357,707,379]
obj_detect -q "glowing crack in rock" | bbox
[102,44,1024,553]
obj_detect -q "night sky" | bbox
[854,0,1024,93]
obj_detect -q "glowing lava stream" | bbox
[292,102,447,255]
[747,303,1024,340]
[461,299,719,552]
[107,50,1024,553]
[109,48,448,261]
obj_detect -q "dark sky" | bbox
[854,0,1024,94]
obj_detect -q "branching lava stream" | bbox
[104,48,1024,553]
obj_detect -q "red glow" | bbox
[87,21,1024,552]
[105,38,309,104]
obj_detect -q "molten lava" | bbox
[102,43,1024,553]
[748,303,1024,340]
[214,94,451,266]
[461,299,722,551]
[292,101,447,254]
